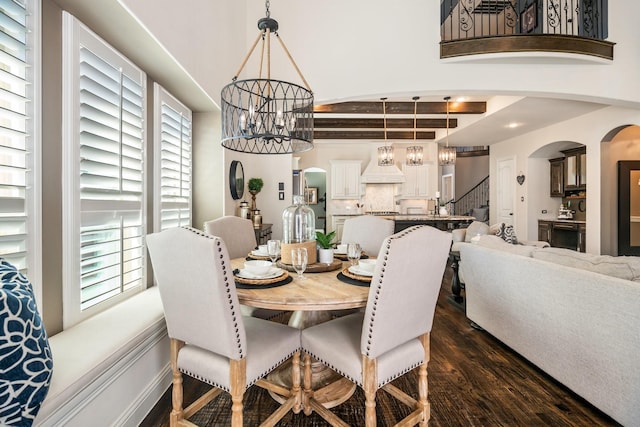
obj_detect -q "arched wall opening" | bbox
[600,124,640,255]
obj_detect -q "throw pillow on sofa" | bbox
[464,221,490,243]
[0,258,53,426]
[495,223,518,244]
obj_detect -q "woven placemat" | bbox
[235,275,292,289]
[233,269,289,285]
[246,252,273,261]
[340,267,372,283]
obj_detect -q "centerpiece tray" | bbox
[277,259,342,273]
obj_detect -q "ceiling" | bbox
[313,96,609,147]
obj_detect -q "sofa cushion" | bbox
[476,235,537,257]
[464,221,490,243]
[495,223,518,244]
[0,258,53,426]
[531,247,640,282]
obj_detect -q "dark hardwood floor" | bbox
[140,266,619,427]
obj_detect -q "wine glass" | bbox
[267,239,281,265]
[347,242,361,267]
[291,247,308,280]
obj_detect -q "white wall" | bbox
[490,106,640,254]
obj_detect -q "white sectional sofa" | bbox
[459,239,640,427]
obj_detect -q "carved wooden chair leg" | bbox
[291,351,302,414]
[362,355,378,427]
[229,359,247,427]
[170,339,185,427]
[419,333,430,427]
[302,353,313,416]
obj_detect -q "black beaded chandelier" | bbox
[220,1,314,154]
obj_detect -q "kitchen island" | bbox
[375,214,476,232]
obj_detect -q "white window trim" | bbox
[28,0,42,307]
[62,12,147,328]
[153,83,192,232]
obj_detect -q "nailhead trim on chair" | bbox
[365,225,425,357]
[302,349,360,387]
[181,226,244,357]
[179,348,300,391]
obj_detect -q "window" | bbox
[62,12,146,327]
[153,83,192,231]
[0,0,40,297]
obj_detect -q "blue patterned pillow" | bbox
[0,258,53,426]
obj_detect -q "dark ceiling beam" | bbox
[313,117,458,129]
[314,101,486,115]
[313,130,436,140]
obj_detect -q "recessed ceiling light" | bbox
[507,122,519,129]
[455,96,467,103]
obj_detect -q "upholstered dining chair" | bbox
[301,225,452,427]
[203,216,257,259]
[204,216,285,321]
[146,227,302,427]
[340,215,395,256]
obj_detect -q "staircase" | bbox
[448,175,489,216]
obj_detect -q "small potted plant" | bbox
[315,231,336,264]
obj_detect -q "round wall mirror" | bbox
[229,160,244,200]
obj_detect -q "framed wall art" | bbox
[305,187,318,205]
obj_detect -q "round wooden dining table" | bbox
[232,257,370,408]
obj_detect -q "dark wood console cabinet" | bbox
[254,223,272,245]
[538,220,585,252]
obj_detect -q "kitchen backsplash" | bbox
[329,183,438,215]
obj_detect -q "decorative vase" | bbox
[318,248,334,264]
[439,206,448,216]
[249,189,259,212]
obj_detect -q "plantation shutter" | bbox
[64,12,147,323]
[154,84,192,231]
[0,0,29,272]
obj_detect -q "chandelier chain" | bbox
[265,0,270,18]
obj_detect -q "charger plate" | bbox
[341,267,372,283]
[234,269,289,285]
[277,259,342,273]
[247,252,272,261]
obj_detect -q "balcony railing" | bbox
[440,0,613,60]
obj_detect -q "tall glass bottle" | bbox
[282,195,316,243]
[281,194,317,264]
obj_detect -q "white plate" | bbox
[334,250,347,255]
[236,267,282,280]
[348,265,373,277]
[251,250,270,257]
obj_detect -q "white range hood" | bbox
[360,147,405,184]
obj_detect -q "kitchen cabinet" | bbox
[330,160,361,199]
[538,220,553,243]
[538,220,586,252]
[578,223,586,252]
[331,215,353,242]
[549,158,564,197]
[562,147,586,192]
[401,164,430,197]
